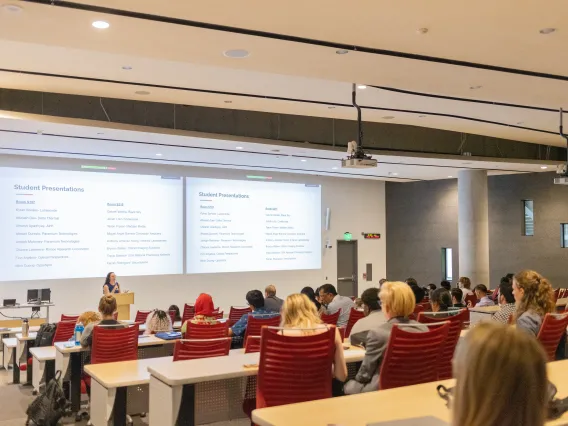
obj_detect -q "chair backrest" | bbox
[379,322,450,390]
[320,310,340,326]
[228,306,252,326]
[173,338,231,361]
[185,321,229,339]
[52,321,77,344]
[60,314,79,322]
[559,288,566,299]
[91,324,139,365]
[554,288,560,302]
[409,304,425,321]
[244,315,281,341]
[345,308,366,338]
[244,335,261,353]
[417,309,468,379]
[417,301,431,311]
[537,313,568,361]
[134,310,152,324]
[464,294,478,308]
[257,326,335,409]
[182,304,195,324]
[212,311,224,320]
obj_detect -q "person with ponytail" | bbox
[512,270,555,336]
[430,288,453,312]
[144,309,173,335]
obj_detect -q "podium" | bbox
[115,293,135,321]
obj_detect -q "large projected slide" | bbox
[186,177,321,273]
[0,167,183,281]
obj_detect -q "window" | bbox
[562,224,568,248]
[522,200,534,236]
[441,248,453,281]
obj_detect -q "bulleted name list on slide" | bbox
[186,177,321,273]
[0,167,183,281]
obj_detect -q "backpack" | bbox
[26,370,70,425]
[34,323,57,348]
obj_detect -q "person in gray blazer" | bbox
[344,281,428,394]
[349,287,386,346]
[264,284,284,313]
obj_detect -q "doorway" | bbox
[337,240,358,297]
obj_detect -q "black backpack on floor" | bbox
[34,323,57,347]
[26,370,70,425]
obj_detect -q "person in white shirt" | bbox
[350,287,386,346]
[318,284,355,327]
[458,276,475,302]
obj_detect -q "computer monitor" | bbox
[3,299,16,307]
[39,288,51,303]
[27,289,39,303]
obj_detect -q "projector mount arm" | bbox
[560,108,568,176]
[349,83,371,160]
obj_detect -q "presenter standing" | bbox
[103,272,121,295]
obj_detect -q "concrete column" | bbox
[458,169,490,286]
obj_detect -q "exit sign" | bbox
[362,233,381,239]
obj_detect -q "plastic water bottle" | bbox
[22,319,29,338]
[74,322,84,346]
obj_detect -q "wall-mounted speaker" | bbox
[325,208,331,231]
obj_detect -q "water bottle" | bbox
[22,319,29,338]
[74,322,84,346]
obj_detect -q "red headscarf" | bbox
[195,293,215,317]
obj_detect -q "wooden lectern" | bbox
[115,292,135,321]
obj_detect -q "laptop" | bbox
[3,299,16,307]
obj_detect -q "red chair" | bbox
[182,304,195,322]
[417,309,468,380]
[379,322,450,390]
[60,314,80,322]
[52,321,77,343]
[256,326,336,410]
[244,335,261,353]
[244,315,281,344]
[228,306,252,327]
[464,294,478,308]
[409,304,425,321]
[345,308,365,338]
[554,288,560,302]
[559,289,566,299]
[134,310,152,324]
[537,313,568,361]
[185,322,229,339]
[173,338,231,361]
[212,311,224,320]
[320,310,340,326]
[417,301,431,311]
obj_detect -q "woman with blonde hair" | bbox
[344,281,427,394]
[77,311,101,327]
[280,293,347,383]
[452,321,548,426]
[512,270,555,335]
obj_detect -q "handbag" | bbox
[26,370,70,425]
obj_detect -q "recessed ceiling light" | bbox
[336,49,349,55]
[448,175,453,178]
[156,153,162,157]
[418,115,426,118]
[2,4,23,13]
[469,85,482,90]
[270,149,280,153]
[224,100,232,104]
[417,28,429,34]
[328,106,335,109]
[300,159,307,162]
[96,132,104,135]
[223,49,250,58]
[541,166,548,169]
[121,66,132,70]
[539,28,556,35]
[382,116,395,120]
[357,84,367,90]
[516,121,524,125]
[236,146,244,150]
[92,20,110,29]
[134,90,150,95]
[332,167,338,170]
[388,172,399,177]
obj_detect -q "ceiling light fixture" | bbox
[235,146,244,150]
[516,121,525,125]
[2,4,23,13]
[539,28,556,34]
[156,153,162,157]
[328,106,335,109]
[332,167,338,170]
[541,166,548,169]
[92,20,110,29]
[388,172,399,176]
[121,66,132,70]
[224,100,232,104]
[418,115,426,118]
[448,175,453,178]
[417,27,429,34]
[357,84,367,89]
[469,85,482,90]
[382,116,395,120]
[336,49,349,55]
[134,90,150,95]
[223,49,250,58]
[300,159,307,162]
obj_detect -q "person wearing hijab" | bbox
[181,293,218,333]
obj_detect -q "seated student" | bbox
[458,276,474,301]
[318,283,355,327]
[491,279,516,324]
[451,288,465,308]
[344,282,428,394]
[405,277,418,288]
[168,304,181,322]
[410,285,425,304]
[229,290,279,344]
[301,286,322,311]
[144,309,173,335]
[452,322,548,426]
[264,285,284,313]
[513,270,555,336]
[181,293,219,334]
[77,311,101,328]
[474,284,495,307]
[430,288,453,312]
[81,295,122,348]
[350,287,386,346]
[440,280,452,291]
[280,294,347,383]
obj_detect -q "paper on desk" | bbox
[367,416,449,426]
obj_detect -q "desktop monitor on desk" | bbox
[27,289,39,303]
[2,299,16,307]
[39,289,51,303]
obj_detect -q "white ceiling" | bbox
[0,0,568,148]
[0,114,557,181]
